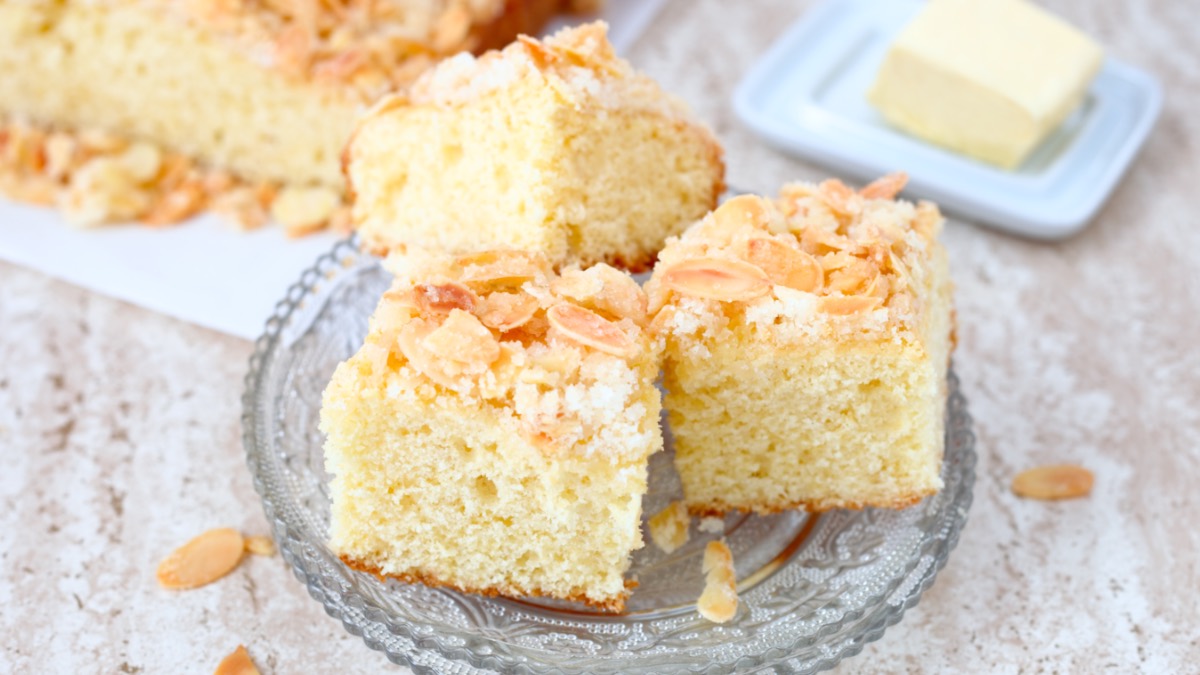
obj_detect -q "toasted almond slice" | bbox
[826,258,877,295]
[744,237,823,293]
[397,319,458,388]
[243,535,276,557]
[478,291,540,332]
[859,172,908,200]
[819,295,883,315]
[801,225,855,254]
[648,501,690,554]
[424,309,501,367]
[660,258,770,302]
[456,250,547,289]
[552,265,648,324]
[713,194,772,231]
[697,540,737,623]
[818,178,857,215]
[156,528,245,590]
[1012,465,1094,500]
[414,281,478,315]
[547,303,635,357]
[214,645,260,675]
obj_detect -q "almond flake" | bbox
[859,172,908,200]
[660,257,771,302]
[397,319,458,388]
[243,535,276,557]
[478,291,539,332]
[414,281,478,315]
[551,265,647,323]
[156,528,245,590]
[546,303,635,357]
[456,250,547,289]
[713,194,771,232]
[1012,465,1094,500]
[214,645,260,675]
[744,237,823,293]
[423,309,501,367]
[697,540,737,623]
[818,178,858,215]
[819,295,883,315]
[648,501,690,554]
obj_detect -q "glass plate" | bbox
[242,237,977,674]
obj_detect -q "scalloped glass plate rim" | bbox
[241,236,977,674]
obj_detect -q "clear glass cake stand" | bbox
[242,237,977,674]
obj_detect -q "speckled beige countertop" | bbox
[3,0,1198,672]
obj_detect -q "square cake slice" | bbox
[345,22,725,271]
[321,249,663,611]
[646,174,954,515]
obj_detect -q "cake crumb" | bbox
[697,540,737,623]
[697,516,725,534]
[647,501,689,554]
[1012,464,1093,500]
[214,645,259,675]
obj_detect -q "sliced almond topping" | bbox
[456,250,547,289]
[819,295,883,315]
[546,303,635,357]
[244,535,276,557]
[214,645,260,675]
[712,194,772,232]
[414,281,478,315]
[800,225,855,254]
[859,172,908,200]
[552,265,648,323]
[825,258,877,295]
[697,540,737,623]
[423,309,501,367]
[1012,465,1094,500]
[156,528,245,590]
[432,4,472,53]
[478,291,539,332]
[397,319,458,388]
[660,258,771,302]
[818,178,857,215]
[744,237,823,293]
[648,501,690,554]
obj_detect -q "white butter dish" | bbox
[732,0,1162,239]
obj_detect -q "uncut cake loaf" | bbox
[320,249,662,610]
[0,0,571,229]
[646,174,954,515]
[345,21,725,271]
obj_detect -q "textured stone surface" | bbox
[2,0,1197,671]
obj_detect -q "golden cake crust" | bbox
[340,555,636,613]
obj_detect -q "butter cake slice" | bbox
[0,0,568,228]
[320,249,662,611]
[345,22,725,271]
[647,174,954,514]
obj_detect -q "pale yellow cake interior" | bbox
[321,250,663,610]
[0,2,356,187]
[648,176,953,514]
[347,23,724,270]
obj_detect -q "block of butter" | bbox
[868,0,1104,169]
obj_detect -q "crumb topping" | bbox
[362,249,659,461]
[646,173,945,354]
[392,21,694,120]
